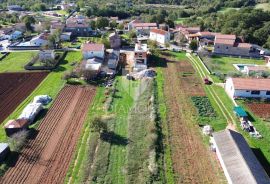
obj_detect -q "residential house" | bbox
[213,34,260,57]
[5,30,23,41]
[212,129,270,184]
[82,43,105,59]
[60,32,72,41]
[149,29,170,45]
[0,143,10,162]
[7,5,23,11]
[225,77,270,99]
[50,22,64,34]
[81,58,103,71]
[64,17,92,37]
[108,50,120,70]
[109,32,121,49]
[128,20,157,35]
[243,66,268,75]
[39,50,55,60]
[134,43,148,72]
[29,33,50,47]
[174,26,201,43]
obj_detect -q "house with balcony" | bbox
[133,43,148,72]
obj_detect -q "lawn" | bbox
[236,100,270,175]
[56,10,69,15]
[0,52,37,72]
[206,55,265,73]
[255,3,270,11]
[62,37,103,48]
[174,17,189,24]
[0,51,82,141]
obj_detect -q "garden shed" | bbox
[4,119,29,137]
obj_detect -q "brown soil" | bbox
[163,58,223,183]
[246,103,270,119]
[0,72,48,124]
[0,85,96,184]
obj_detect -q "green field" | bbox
[255,3,270,11]
[0,52,37,72]
[174,17,189,24]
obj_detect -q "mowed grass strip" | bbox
[0,52,37,72]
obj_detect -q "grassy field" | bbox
[205,55,265,73]
[174,17,189,24]
[236,100,270,175]
[0,52,37,72]
[255,3,270,11]
[56,10,69,15]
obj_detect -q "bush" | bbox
[8,130,29,152]
[191,96,216,117]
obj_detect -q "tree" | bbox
[189,40,198,51]
[90,117,108,133]
[96,17,109,29]
[23,16,35,31]
[85,7,93,17]
[90,20,96,30]
[110,20,117,29]
[128,30,137,39]
[117,23,124,30]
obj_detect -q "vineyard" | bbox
[0,85,96,184]
[0,72,48,124]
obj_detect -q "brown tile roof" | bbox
[247,66,267,72]
[216,34,236,40]
[215,38,235,45]
[133,23,157,28]
[232,78,270,91]
[150,29,168,35]
[186,27,200,32]
[82,43,104,52]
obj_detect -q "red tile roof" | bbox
[232,78,270,91]
[82,43,104,52]
[133,23,157,28]
[150,29,168,35]
[246,66,267,71]
[215,38,235,45]
[216,34,236,40]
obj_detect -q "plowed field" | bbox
[0,72,48,124]
[246,103,270,119]
[163,57,223,183]
[0,85,96,184]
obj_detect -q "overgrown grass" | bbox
[255,3,270,11]
[0,52,37,72]
[126,78,161,183]
[155,68,175,184]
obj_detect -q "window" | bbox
[266,91,270,95]
[246,90,250,92]
[251,90,260,95]
[226,47,229,49]
[217,46,220,49]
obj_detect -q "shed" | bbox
[212,129,270,184]
[0,143,10,162]
[233,106,248,118]
[4,119,29,137]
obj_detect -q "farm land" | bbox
[0,85,96,184]
[0,72,48,124]
[0,51,82,175]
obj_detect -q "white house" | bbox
[30,33,49,46]
[81,43,105,59]
[6,30,23,41]
[60,32,72,41]
[225,77,270,99]
[149,29,170,45]
[39,50,55,60]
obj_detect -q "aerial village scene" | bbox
[0,0,270,183]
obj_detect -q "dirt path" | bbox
[163,59,224,183]
[0,85,96,184]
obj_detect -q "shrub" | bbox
[8,130,29,152]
